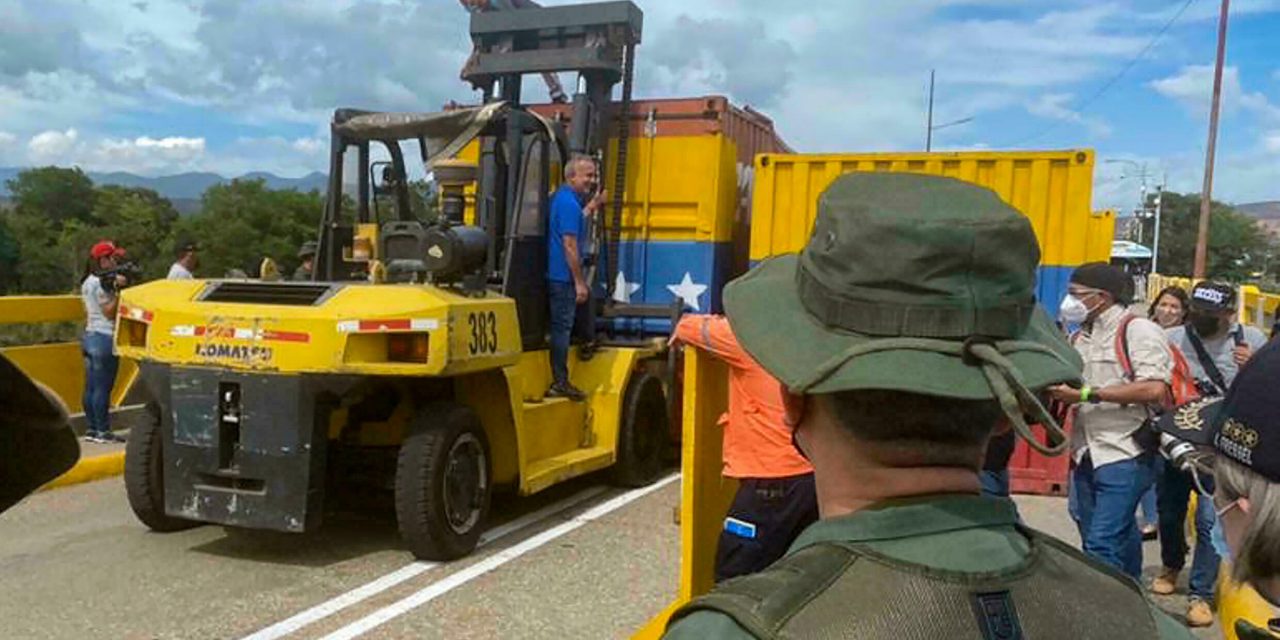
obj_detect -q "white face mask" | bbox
[1059,295,1091,325]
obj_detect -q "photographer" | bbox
[1153,282,1269,624]
[80,241,128,444]
[1159,341,1280,639]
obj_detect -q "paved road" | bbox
[2,476,1219,639]
[1,472,681,640]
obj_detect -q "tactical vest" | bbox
[670,526,1162,639]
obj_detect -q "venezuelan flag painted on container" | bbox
[748,151,1114,318]
[544,97,790,334]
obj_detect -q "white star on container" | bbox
[667,272,708,311]
[613,271,641,303]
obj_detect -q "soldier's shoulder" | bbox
[666,543,857,639]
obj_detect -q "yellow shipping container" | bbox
[748,150,1105,312]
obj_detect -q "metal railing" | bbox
[0,295,137,415]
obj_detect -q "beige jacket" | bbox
[1070,305,1173,467]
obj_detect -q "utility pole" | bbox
[926,69,935,152]
[1195,0,1231,278]
[1152,179,1166,274]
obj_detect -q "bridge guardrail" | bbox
[0,295,137,416]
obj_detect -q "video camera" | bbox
[96,261,144,294]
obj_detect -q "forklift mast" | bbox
[464,1,643,312]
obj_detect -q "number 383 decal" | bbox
[467,311,499,355]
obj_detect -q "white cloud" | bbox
[20,129,208,174]
[1151,65,1280,123]
[1026,93,1113,138]
[0,131,15,146]
[1266,131,1280,154]
[28,128,79,160]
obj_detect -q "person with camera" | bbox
[1049,263,1172,582]
[80,241,128,444]
[1158,340,1280,639]
[1151,282,1270,624]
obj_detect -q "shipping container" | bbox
[749,151,1102,314]
[528,96,791,332]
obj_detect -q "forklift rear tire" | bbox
[124,402,199,532]
[395,403,491,561]
[612,372,668,488]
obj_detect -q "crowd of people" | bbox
[55,163,1280,637]
[659,173,1280,638]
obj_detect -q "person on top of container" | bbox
[167,239,199,280]
[545,154,606,402]
[670,314,817,582]
[1048,263,1170,582]
[1157,340,1280,639]
[80,241,128,444]
[663,173,1194,639]
[1152,281,1268,626]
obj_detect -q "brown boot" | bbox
[1151,568,1179,595]
[1186,598,1214,627]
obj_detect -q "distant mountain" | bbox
[0,167,328,202]
[1238,201,1280,220]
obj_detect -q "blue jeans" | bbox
[1156,458,1220,600]
[1071,452,1155,581]
[81,331,119,434]
[980,470,1010,498]
[1138,483,1158,528]
[547,281,580,386]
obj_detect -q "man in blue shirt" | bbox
[547,155,605,400]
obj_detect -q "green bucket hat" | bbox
[725,172,1083,455]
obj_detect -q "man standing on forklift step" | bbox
[671,314,817,582]
[547,155,606,401]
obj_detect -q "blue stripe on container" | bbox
[606,247,1077,335]
[601,240,734,335]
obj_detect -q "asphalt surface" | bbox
[3,476,1221,639]
[1,472,681,640]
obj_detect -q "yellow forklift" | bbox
[115,1,674,560]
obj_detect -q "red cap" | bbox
[89,241,118,260]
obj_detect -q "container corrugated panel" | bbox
[528,96,790,333]
[750,150,1099,314]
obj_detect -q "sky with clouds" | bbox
[0,0,1277,210]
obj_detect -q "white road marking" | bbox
[240,486,608,640]
[320,474,680,640]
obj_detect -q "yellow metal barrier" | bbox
[633,349,735,639]
[0,294,137,414]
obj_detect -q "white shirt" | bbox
[167,262,194,280]
[1070,305,1173,467]
[80,275,115,335]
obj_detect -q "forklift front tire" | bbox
[124,402,199,532]
[395,403,491,561]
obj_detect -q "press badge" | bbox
[724,517,758,539]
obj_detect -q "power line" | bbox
[1003,0,1201,147]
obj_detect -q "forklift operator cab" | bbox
[314,103,565,350]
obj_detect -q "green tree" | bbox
[0,217,20,294]
[5,166,97,226]
[176,179,322,278]
[1151,191,1272,281]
